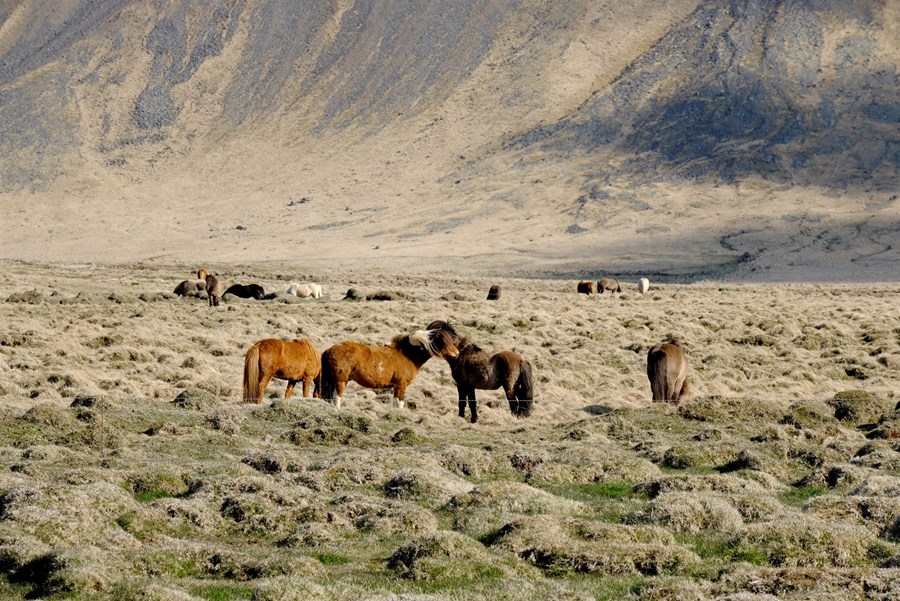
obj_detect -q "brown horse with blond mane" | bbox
[243,338,321,403]
[319,329,458,408]
[426,320,534,423]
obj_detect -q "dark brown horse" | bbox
[426,320,534,423]
[206,274,224,306]
[243,338,321,403]
[487,285,501,300]
[647,341,690,403]
[224,283,266,300]
[319,329,459,408]
[577,281,594,294]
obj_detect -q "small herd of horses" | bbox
[577,277,651,295]
[174,269,322,304]
[176,269,687,422]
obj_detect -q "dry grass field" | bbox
[0,260,898,600]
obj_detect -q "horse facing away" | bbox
[319,329,459,409]
[426,320,534,423]
[285,282,322,299]
[243,338,321,403]
[206,274,224,306]
[637,277,650,295]
[647,341,690,403]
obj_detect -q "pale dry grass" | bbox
[0,260,898,600]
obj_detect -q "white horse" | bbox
[284,282,323,299]
[637,278,651,295]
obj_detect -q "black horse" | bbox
[426,320,533,423]
[224,283,266,300]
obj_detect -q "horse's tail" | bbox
[243,343,261,403]
[647,345,666,400]
[679,374,691,400]
[319,351,338,400]
[512,359,534,417]
[514,359,534,401]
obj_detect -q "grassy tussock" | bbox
[0,261,898,599]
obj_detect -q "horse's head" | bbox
[409,329,459,359]
[425,320,458,338]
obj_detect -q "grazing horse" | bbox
[426,320,534,423]
[487,285,501,300]
[598,278,621,293]
[174,279,206,297]
[285,282,322,299]
[224,283,266,300]
[319,329,459,408]
[243,338,321,403]
[577,281,594,294]
[637,277,650,295]
[206,274,224,306]
[647,341,690,403]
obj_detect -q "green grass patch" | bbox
[676,532,767,566]
[190,583,256,601]
[133,489,175,503]
[314,552,350,565]
[779,485,828,508]
[541,481,637,501]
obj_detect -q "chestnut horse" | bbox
[426,320,534,423]
[319,329,459,408]
[647,341,690,403]
[243,338,321,404]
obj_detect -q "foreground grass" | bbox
[0,261,898,600]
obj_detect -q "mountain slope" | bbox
[0,0,896,280]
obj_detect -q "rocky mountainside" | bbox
[0,0,897,279]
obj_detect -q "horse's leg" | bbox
[334,380,347,408]
[456,382,468,418]
[257,371,274,404]
[468,396,478,424]
[284,380,297,399]
[503,382,520,417]
[393,382,407,409]
[301,377,312,398]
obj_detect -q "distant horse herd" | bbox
[177,268,686,423]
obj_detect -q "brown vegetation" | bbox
[0,261,898,600]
